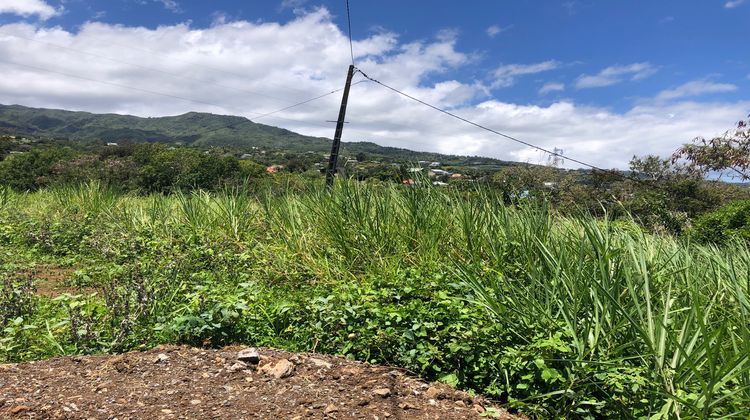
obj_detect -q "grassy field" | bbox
[1,181,749,418]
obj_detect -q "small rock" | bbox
[324,404,338,414]
[473,404,485,414]
[260,359,295,379]
[190,400,202,405]
[342,366,362,376]
[237,348,260,364]
[161,408,173,414]
[454,400,466,408]
[227,361,247,373]
[373,388,391,398]
[454,390,473,403]
[10,406,30,414]
[428,399,437,406]
[291,416,303,420]
[154,354,169,364]
[309,358,333,369]
[399,402,418,410]
[424,386,446,400]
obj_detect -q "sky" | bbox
[0,0,748,169]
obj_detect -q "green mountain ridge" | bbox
[0,103,512,166]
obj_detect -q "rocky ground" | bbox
[0,345,520,419]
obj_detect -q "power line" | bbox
[357,68,687,192]
[194,81,370,138]
[1,59,337,130]
[345,0,355,65]
[357,69,618,172]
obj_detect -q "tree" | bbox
[674,114,750,180]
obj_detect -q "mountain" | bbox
[0,104,512,166]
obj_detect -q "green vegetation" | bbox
[1,181,749,418]
[691,200,750,244]
[0,103,512,167]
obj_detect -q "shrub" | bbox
[691,199,750,244]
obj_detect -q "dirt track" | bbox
[0,345,519,419]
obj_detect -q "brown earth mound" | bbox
[0,345,520,419]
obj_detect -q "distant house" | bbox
[408,167,423,173]
[432,181,448,186]
[106,142,118,146]
[402,179,416,185]
[266,165,286,174]
[240,154,253,160]
[429,169,452,177]
[451,173,463,179]
[429,162,442,167]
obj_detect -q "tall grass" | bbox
[1,180,749,417]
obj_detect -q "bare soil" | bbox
[0,345,520,419]
[26,265,79,298]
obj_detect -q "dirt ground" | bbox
[0,345,521,419]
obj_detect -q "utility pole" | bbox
[325,65,355,187]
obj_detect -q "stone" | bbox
[153,354,169,364]
[237,348,260,364]
[324,404,338,414]
[398,402,418,410]
[190,399,202,405]
[309,358,333,369]
[372,388,391,398]
[424,386,446,400]
[227,362,247,373]
[341,366,362,376]
[10,406,30,415]
[260,359,295,379]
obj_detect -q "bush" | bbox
[691,200,750,244]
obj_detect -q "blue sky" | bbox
[0,0,748,168]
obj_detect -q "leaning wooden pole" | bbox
[325,65,355,187]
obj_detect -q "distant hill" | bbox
[0,104,513,167]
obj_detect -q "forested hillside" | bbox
[0,104,510,166]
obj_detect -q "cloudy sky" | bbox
[0,0,747,168]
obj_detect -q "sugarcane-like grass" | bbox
[0,180,748,418]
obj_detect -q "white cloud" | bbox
[539,82,565,95]
[576,62,657,89]
[280,0,309,9]
[0,0,60,20]
[725,0,745,8]
[157,0,181,13]
[655,80,737,101]
[486,24,511,38]
[0,9,745,170]
[492,60,560,88]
